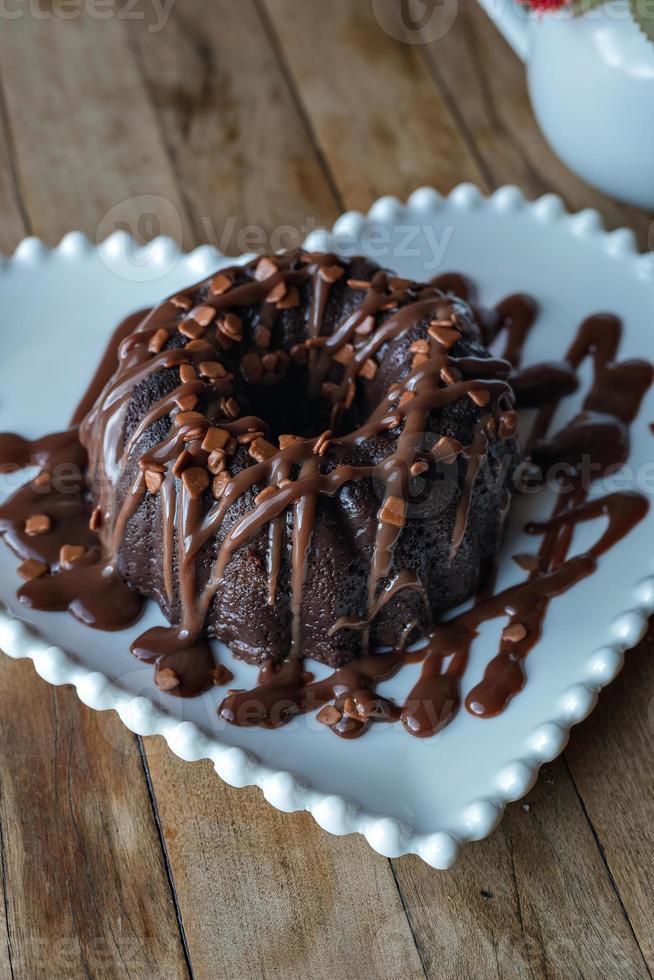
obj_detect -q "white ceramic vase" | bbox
[477,0,654,210]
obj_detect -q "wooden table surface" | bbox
[0,2,652,977]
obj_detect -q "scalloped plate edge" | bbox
[1,184,653,869]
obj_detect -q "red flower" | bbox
[522,0,568,10]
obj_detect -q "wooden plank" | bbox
[0,658,190,979]
[0,14,193,980]
[260,0,484,208]
[0,5,427,977]
[420,0,653,246]
[0,11,192,247]
[565,636,654,972]
[129,0,339,253]
[144,737,426,980]
[393,760,649,979]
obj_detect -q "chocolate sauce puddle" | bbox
[0,267,651,741]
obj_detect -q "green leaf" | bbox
[630,0,654,43]
[569,0,607,15]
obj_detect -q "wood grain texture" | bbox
[129,0,340,253]
[0,658,190,979]
[261,0,483,208]
[394,760,649,980]
[143,738,425,980]
[565,634,654,973]
[0,10,191,247]
[0,53,191,976]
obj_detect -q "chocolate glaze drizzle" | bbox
[0,254,651,740]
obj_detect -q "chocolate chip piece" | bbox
[355,315,375,337]
[249,438,277,463]
[440,365,460,385]
[148,328,169,354]
[170,295,192,310]
[255,485,278,505]
[207,450,226,475]
[202,427,230,453]
[469,388,491,407]
[502,622,527,643]
[145,469,164,494]
[410,339,430,355]
[428,322,461,348]
[513,553,540,572]
[359,358,378,380]
[217,312,243,342]
[174,410,206,428]
[212,472,230,498]
[17,558,49,581]
[199,361,226,379]
[25,514,51,536]
[190,305,216,327]
[333,343,354,365]
[500,410,519,437]
[33,470,51,488]
[347,278,371,289]
[178,318,205,340]
[410,460,429,477]
[59,544,86,570]
[317,704,342,726]
[254,256,278,281]
[89,507,103,532]
[379,495,406,527]
[313,430,331,457]
[220,397,240,420]
[433,436,462,462]
[212,664,234,686]
[181,466,210,500]
[279,434,300,450]
[343,697,363,720]
[210,273,232,295]
[175,393,199,412]
[237,430,265,445]
[179,364,197,384]
[319,264,344,284]
[266,281,287,304]
[156,667,180,691]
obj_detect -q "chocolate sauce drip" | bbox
[215,309,652,738]
[0,429,143,631]
[0,258,651,735]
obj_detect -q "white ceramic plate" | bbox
[1,185,653,869]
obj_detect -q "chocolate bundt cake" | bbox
[79,250,519,681]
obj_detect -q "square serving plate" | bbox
[1,185,653,868]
